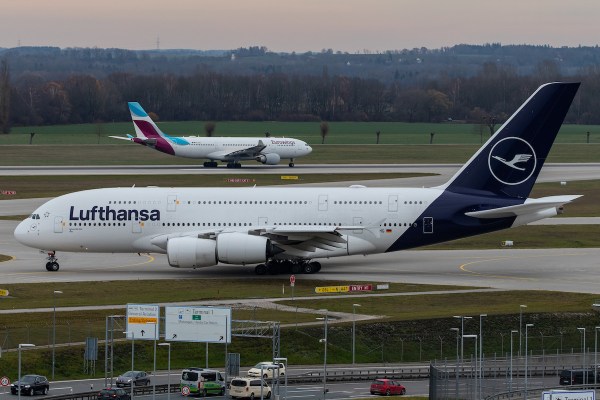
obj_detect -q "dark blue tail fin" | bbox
[441,82,580,199]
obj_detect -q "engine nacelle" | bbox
[257,153,281,165]
[216,232,273,265]
[167,237,217,268]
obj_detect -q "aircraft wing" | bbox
[148,224,371,257]
[465,195,582,219]
[207,140,267,160]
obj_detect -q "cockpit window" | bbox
[30,214,40,220]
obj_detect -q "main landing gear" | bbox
[289,158,295,167]
[226,162,242,168]
[203,161,218,168]
[45,251,59,271]
[254,260,321,275]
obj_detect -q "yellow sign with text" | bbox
[0,289,9,297]
[280,176,299,180]
[128,316,158,324]
[315,286,350,293]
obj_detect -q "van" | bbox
[559,369,596,385]
[229,377,271,399]
[180,368,225,396]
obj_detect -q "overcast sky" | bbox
[2,0,598,52]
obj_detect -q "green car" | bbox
[180,368,225,396]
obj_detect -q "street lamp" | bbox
[479,313,486,398]
[352,304,360,365]
[52,290,63,380]
[317,311,329,399]
[450,328,459,399]
[519,305,527,356]
[525,323,533,399]
[158,343,171,400]
[273,357,288,400]
[146,322,158,400]
[578,327,586,384]
[595,326,600,385]
[453,316,472,362]
[18,344,35,400]
[123,331,135,400]
[510,330,518,392]
[462,335,477,400]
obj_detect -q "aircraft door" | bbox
[353,217,363,234]
[423,217,433,234]
[167,195,178,212]
[318,195,328,211]
[132,221,142,234]
[388,195,398,212]
[53,216,64,233]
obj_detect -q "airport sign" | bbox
[0,289,9,297]
[126,304,160,340]
[315,284,373,293]
[165,306,231,343]
[542,390,594,400]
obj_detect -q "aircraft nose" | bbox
[14,219,38,247]
[306,145,313,154]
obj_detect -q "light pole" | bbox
[317,311,329,399]
[525,323,533,399]
[479,313,486,398]
[519,305,527,356]
[450,328,459,399]
[510,330,517,392]
[146,322,158,400]
[273,357,288,400]
[578,327,586,384]
[18,344,35,400]
[595,326,600,385]
[52,290,63,380]
[462,335,477,400]
[123,331,135,400]
[453,315,472,362]
[352,304,360,365]
[158,343,171,400]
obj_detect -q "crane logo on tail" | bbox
[488,137,537,186]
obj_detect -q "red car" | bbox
[370,378,406,396]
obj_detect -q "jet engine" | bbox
[257,153,281,165]
[167,233,279,268]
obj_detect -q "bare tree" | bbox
[319,121,329,144]
[0,59,10,133]
[204,122,216,137]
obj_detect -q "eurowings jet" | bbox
[15,82,582,275]
[109,102,312,168]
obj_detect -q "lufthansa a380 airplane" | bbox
[109,102,312,168]
[15,82,581,275]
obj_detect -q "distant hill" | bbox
[2,43,599,83]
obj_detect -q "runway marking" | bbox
[458,252,583,281]
[0,254,156,278]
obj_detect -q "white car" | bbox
[229,377,271,399]
[247,362,286,379]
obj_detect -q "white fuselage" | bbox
[170,137,311,160]
[15,186,443,257]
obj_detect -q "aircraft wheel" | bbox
[50,262,60,271]
[45,262,53,271]
[203,162,210,167]
[311,261,321,273]
[255,264,267,275]
[226,163,233,168]
[291,263,302,274]
[302,262,314,274]
[289,162,294,167]
[234,163,242,168]
[267,263,279,275]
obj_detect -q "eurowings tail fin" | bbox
[439,82,580,199]
[128,102,167,140]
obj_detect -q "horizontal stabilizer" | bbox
[108,135,133,141]
[465,195,582,219]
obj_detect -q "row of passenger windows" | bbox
[186,200,309,205]
[69,222,127,226]
[107,201,161,205]
[67,221,416,228]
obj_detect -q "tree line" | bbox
[1,59,600,133]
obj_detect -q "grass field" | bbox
[2,121,600,145]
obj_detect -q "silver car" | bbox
[115,371,150,387]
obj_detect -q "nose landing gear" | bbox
[45,251,59,271]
